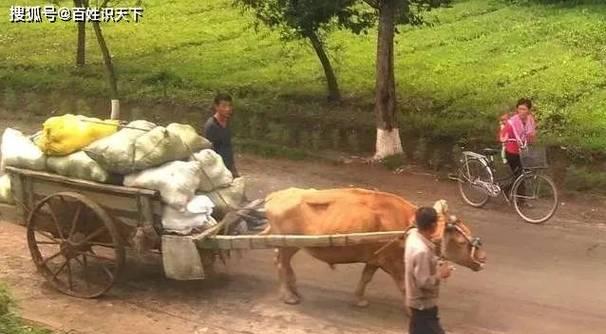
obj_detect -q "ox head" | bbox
[431,200,487,271]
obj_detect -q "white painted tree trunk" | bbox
[110,99,120,120]
[372,1,403,162]
[374,128,403,160]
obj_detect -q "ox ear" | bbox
[433,200,448,215]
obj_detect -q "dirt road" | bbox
[1,136,606,333]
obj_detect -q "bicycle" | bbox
[453,145,558,224]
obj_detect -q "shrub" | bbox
[0,283,52,334]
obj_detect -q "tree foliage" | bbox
[361,0,452,24]
[235,0,376,40]
[234,0,377,101]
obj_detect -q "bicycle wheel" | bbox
[457,158,491,208]
[512,172,558,224]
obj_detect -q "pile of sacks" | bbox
[0,114,247,235]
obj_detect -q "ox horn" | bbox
[433,199,448,215]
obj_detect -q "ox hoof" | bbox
[283,295,301,305]
[354,299,369,308]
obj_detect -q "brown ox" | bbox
[263,187,487,307]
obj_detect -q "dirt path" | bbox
[1,122,606,333]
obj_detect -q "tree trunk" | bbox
[373,0,402,160]
[307,31,341,102]
[92,21,118,99]
[75,0,86,67]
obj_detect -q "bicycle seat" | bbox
[482,148,500,156]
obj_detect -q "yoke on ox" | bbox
[263,188,487,307]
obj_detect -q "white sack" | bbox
[47,151,111,183]
[0,174,14,204]
[166,123,211,153]
[124,160,202,211]
[1,128,46,172]
[84,120,155,174]
[162,195,217,235]
[85,121,211,174]
[204,177,246,215]
[191,149,233,192]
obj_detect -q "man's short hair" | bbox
[415,207,438,231]
[214,93,232,105]
[516,97,532,110]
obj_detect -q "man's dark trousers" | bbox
[409,307,445,334]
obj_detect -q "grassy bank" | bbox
[1,0,606,147]
[0,283,51,334]
[1,0,606,190]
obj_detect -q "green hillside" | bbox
[1,0,605,151]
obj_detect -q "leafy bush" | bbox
[0,283,52,334]
[564,166,606,194]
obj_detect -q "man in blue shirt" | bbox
[203,93,239,177]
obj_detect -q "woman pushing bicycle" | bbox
[499,98,537,196]
[456,97,557,224]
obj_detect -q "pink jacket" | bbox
[502,114,536,154]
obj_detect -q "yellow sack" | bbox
[36,114,119,156]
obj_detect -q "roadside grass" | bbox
[1,0,605,190]
[0,283,52,334]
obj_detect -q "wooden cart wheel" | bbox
[26,192,125,298]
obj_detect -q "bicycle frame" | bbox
[459,151,499,197]
[456,147,558,224]
[459,150,543,205]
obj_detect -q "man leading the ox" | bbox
[203,93,239,177]
[405,207,454,334]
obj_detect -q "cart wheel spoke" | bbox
[36,240,60,245]
[80,226,109,245]
[27,192,125,299]
[79,250,116,263]
[52,260,69,280]
[68,204,83,240]
[85,249,115,281]
[82,255,90,289]
[88,242,115,248]
[102,265,114,281]
[35,231,60,243]
[73,255,84,266]
[66,259,73,291]
[46,200,66,240]
[41,251,63,266]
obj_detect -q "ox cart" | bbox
[3,166,408,298]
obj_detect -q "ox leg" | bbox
[353,264,379,307]
[275,247,301,305]
[380,262,410,316]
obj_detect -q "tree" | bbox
[90,1,118,100]
[234,0,374,102]
[74,0,88,67]
[361,0,450,159]
[92,1,120,119]
[51,0,118,112]
[50,0,87,66]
